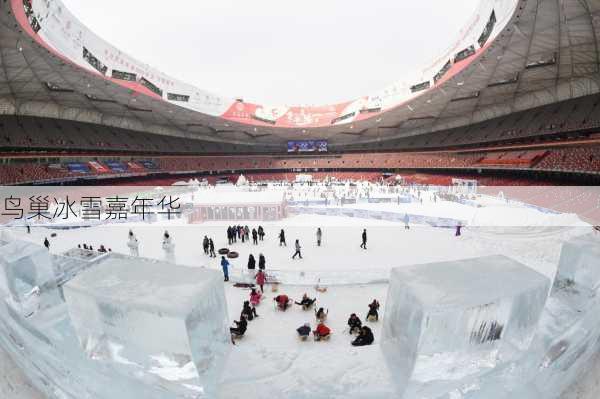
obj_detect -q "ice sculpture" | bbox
[382,255,551,393]
[63,256,230,397]
[0,240,61,316]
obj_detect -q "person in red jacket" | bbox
[255,270,266,292]
[313,321,331,341]
[274,294,290,311]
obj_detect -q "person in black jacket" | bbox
[227,226,233,245]
[348,313,362,335]
[252,228,258,245]
[352,326,374,346]
[43,237,50,250]
[279,229,286,246]
[295,293,316,310]
[230,316,247,337]
[241,301,258,321]
[209,238,216,257]
[258,253,266,270]
[360,229,367,249]
[297,323,311,340]
[366,299,380,321]
[247,254,256,271]
[202,236,209,255]
[258,226,265,241]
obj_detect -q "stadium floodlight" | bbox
[488,74,519,87]
[451,91,480,102]
[525,53,557,69]
[45,82,74,93]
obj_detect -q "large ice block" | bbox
[0,240,61,313]
[553,235,600,292]
[63,255,230,396]
[382,255,550,389]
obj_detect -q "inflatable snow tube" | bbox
[227,251,239,259]
[218,248,230,255]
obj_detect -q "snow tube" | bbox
[227,251,239,259]
[218,248,230,255]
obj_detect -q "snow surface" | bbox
[1,184,598,398]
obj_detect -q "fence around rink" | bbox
[287,206,465,228]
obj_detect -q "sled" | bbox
[231,332,245,345]
[313,333,331,342]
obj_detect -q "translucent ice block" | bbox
[63,255,230,396]
[553,235,600,292]
[0,240,61,313]
[382,255,550,390]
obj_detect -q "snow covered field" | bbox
[3,183,597,398]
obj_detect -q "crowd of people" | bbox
[227,225,265,245]
[229,283,379,346]
[217,221,389,347]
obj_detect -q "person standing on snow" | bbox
[202,236,209,255]
[255,269,266,292]
[316,228,322,246]
[292,239,303,259]
[404,213,410,230]
[279,229,287,246]
[43,237,50,250]
[360,229,367,250]
[221,256,230,282]
[247,254,256,271]
[127,230,140,256]
[209,238,216,257]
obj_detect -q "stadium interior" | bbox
[0,0,598,188]
[2,1,600,398]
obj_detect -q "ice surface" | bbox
[63,255,230,396]
[382,255,550,391]
[0,240,61,314]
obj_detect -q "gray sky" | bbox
[63,0,479,105]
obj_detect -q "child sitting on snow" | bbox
[241,300,258,321]
[366,299,380,322]
[274,294,290,311]
[295,293,316,310]
[347,313,362,334]
[315,307,328,322]
[313,321,331,341]
[297,323,311,341]
[352,326,374,347]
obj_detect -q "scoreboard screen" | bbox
[287,140,328,153]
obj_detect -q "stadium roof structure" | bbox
[0,0,599,149]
